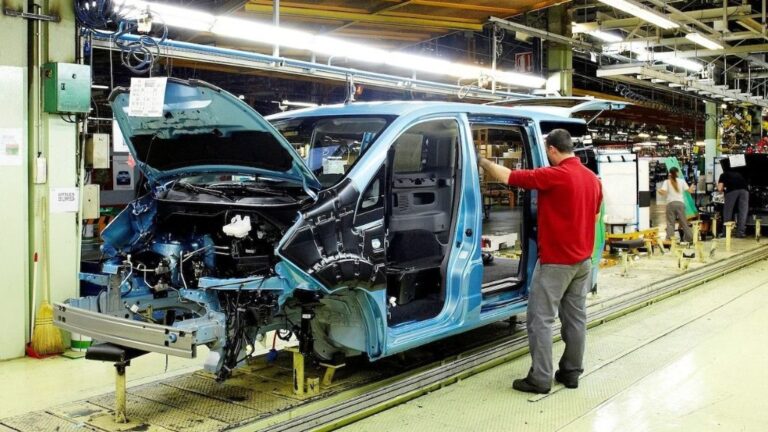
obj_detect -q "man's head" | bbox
[545,129,575,166]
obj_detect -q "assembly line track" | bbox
[252,245,768,432]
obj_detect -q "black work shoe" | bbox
[554,370,579,389]
[512,378,550,394]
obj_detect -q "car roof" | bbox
[265,101,585,124]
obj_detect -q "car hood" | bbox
[109,79,320,189]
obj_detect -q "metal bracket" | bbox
[3,8,60,22]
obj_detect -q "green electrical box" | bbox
[42,62,92,114]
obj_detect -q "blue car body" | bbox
[56,79,600,380]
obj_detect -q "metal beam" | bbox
[243,4,484,30]
[327,1,415,34]
[215,0,250,15]
[381,0,519,15]
[597,64,768,107]
[584,5,751,30]
[489,16,594,50]
[645,44,768,58]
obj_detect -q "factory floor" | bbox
[1,213,765,429]
[341,255,768,432]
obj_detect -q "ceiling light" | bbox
[651,78,666,83]
[597,0,679,30]
[721,103,728,109]
[668,83,684,88]
[114,0,545,89]
[661,57,703,72]
[588,30,623,43]
[685,33,724,50]
[723,97,736,101]
[280,100,318,108]
[638,132,650,138]
[657,134,668,140]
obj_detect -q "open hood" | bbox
[110,79,320,189]
[488,97,630,120]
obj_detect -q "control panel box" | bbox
[43,63,91,114]
[86,133,110,169]
[82,184,100,220]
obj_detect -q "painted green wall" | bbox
[0,0,78,360]
[0,0,30,360]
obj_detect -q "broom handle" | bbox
[41,197,50,304]
[29,252,38,341]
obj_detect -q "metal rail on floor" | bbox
[254,245,768,432]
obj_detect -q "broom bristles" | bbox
[31,301,63,356]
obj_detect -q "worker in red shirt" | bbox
[479,129,602,394]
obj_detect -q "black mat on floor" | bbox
[482,257,520,285]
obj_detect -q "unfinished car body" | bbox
[55,79,601,381]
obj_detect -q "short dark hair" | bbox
[546,129,574,153]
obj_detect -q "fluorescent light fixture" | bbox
[113,0,545,89]
[668,83,684,88]
[597,0,679,30]
[685,33,724,50]
[651,78,666,83]
[662,57,703,72]
[588,30,623,43]
[657,134,668,140]
[723,97,736,101]
[721,103,728,108]
[281,100,318,108]
[638,132,650,138]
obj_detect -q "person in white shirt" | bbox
[658,167,695,242]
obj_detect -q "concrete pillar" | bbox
[0,0,30,359]
[705,101,718,186]
[546,5,573,96]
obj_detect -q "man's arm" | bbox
[479,157,559,190]
[478,157,511,184]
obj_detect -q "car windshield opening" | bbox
[271,115,396,188]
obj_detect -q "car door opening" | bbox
[384,119,461,326]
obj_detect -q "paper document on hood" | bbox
[128,77,168,117]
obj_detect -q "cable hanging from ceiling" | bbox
[74,0,167,74]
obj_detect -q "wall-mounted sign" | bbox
[50,188,79,213]
[515,52,533,73]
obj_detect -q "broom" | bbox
[30,198,63,356]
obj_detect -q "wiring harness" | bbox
[74,0,167,74]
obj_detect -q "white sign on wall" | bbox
[50,188,80,213]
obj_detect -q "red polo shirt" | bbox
[507,157,602,265]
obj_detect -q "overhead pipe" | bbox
[90,33,537,101]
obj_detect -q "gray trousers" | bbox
[724,189,749,236]
[665,201,693,242]
[525,259,592,388]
